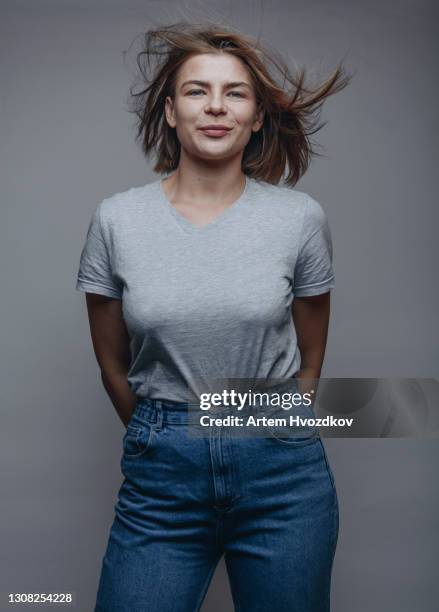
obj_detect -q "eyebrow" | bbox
[180,80,251,90]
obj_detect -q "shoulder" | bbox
[250,178,326,224]
[301,193,328,225]
[251,178,322,212]
[251,178,306,206]
[97,180,159,225]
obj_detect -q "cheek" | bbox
[232,109,257,137]
[176,101,199,121]
[231,100,257,119]
[232,117,259,143]
[174,118,195,144]
[174,106,199,137]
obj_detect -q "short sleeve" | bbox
[293,195,335,297]
[75,201,122,299]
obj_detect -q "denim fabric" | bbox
[95,398,339,612]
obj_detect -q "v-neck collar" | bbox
[156,175,253,235]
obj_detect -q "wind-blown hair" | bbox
[126,22,352,186]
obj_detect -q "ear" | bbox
[252,103,265,133]
[164,96,176,129]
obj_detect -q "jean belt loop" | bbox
[155,400,163,431]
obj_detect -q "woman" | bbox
[76,22,350,612]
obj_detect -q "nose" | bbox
[204,93,227,115]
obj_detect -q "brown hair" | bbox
[126,22,352,186]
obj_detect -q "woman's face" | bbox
[165,52,264,163]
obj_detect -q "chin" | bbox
[191,147,235,160]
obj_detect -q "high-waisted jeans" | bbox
[94,397,339,612]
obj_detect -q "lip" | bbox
[199,125,233,131]
[199,126,232,137]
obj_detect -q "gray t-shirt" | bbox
[76,176,335,402]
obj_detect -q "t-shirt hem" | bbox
[294,276,335,297]
[76,278,122,299]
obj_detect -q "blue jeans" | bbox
[95,398,339,612]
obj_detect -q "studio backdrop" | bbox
[1,1,438,611]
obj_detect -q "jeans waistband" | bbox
[134,384,308,426]
[135,397,191,425]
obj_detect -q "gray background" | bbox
[1,0,438,610]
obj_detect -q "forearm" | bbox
[292,293,331,396]
[294,365,321,398]
[294,328,326,398]
[101,369,137,428]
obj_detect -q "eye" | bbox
[186,89,245,98]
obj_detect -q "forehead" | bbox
[176,53,251,84]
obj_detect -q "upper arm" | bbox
[85,293,131,376]
[292,292,331,373]
[293,195,335,298]
[291,195,335,370]
[75,200,123,300]
[75,200,128,373]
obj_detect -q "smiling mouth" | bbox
[199,127,232,137]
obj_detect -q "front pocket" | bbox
[264,400,321,447]
[122,422,154,458]
[267,428,320,447]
